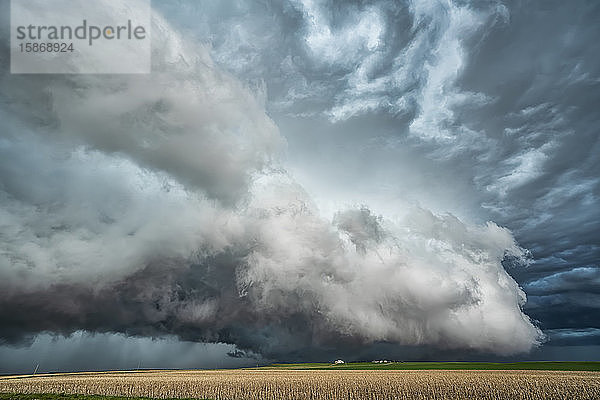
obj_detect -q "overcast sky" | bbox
[0,0,598,373]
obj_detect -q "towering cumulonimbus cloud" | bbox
[0,0,543,357]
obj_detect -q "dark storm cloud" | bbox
[1,0,598,368]
[544,329,600,347]
[525,267,600,295]
[0,332,258,374]
[0,0,544,360]
[522,267,600,332]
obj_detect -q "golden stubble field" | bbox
[1,369,600,400]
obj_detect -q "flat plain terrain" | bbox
[2,368,600,400]
[0,395,200,400]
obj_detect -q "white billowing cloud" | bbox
[3,0,283,203]
[241,185,541,354]
[0,0,543,356]
[0,135,241,290]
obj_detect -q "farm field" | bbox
[2,369,600,400]
[0,395,204,400]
